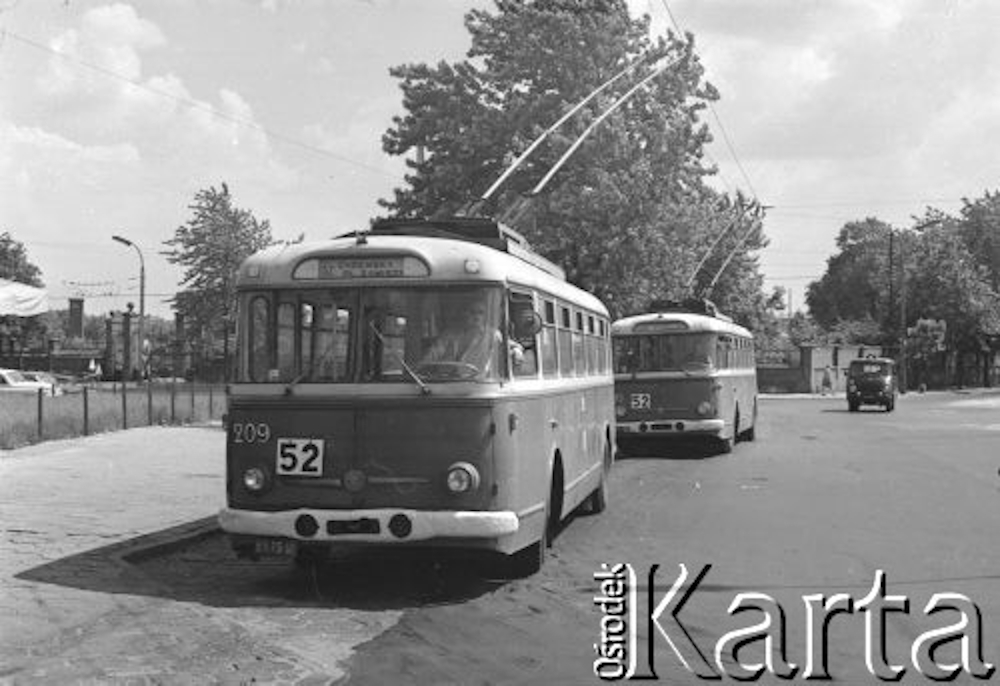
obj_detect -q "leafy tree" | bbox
[0,231,46,351]
[824,316,884,345]
[958,190,1000,293]
[805,218,897,339]
[784,311,821,347]
[380,0,767,320]
[162,184,273,377]
[0,231,43,287]
[906,219,1000,354]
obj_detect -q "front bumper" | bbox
[849,390,893,403]
[617,418,725,437]
[218,506,519,544]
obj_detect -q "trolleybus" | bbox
[219,217,614,576]
[612,300,757,455]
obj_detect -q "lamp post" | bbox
[112,234,145,380]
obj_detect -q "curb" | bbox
[113,515,222,565]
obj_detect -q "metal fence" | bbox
[0,382,226,450]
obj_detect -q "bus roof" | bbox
[236,223,608,315]
[612,311,753,338]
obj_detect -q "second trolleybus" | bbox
[218,217,614,576]
[612,299,758,455]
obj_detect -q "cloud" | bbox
[41,3,165,98]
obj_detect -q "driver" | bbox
[422,300,499,371]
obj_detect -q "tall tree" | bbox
[906,218,1000,354]
[805,217,896,339]
[958,190,1000,293]
[0,231,44,287]
[162,184,273,375]
[0,231,46,351]
[380,0,766,320]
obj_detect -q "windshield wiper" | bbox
[367,321,430,395]
[284,371,307,395]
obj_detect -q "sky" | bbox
[1,0,999,320]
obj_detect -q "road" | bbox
[1,392,999,684]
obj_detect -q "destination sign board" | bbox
[294,256,429,280]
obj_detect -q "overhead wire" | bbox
[656,0,758,200]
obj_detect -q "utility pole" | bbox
[899,231,907,393]
[888,228,895,355]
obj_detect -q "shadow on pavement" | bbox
[15,518,504,611]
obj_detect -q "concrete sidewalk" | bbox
[0,425,226,658]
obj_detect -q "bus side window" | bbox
[509,291,539,378]
[540,299,558,378]
[559,305,573,376]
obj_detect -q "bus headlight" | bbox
[696,401,713,416]
[445,462,480,494]
[243,467,269,493]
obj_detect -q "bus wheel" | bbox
[506,501,548,578]
[744,402,757,442]
[742,424,756,442]
[717,413,736,454]
[584,442,611,515]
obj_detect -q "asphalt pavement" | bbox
[0,424,226,668]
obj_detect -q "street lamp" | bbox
[112,234,145,380]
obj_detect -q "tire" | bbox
[744,401,757,442]
[718,410,737,453]
[506,533,545,579]
[506,468,561,578]
[584,441,612,515]
[506,494,550,578]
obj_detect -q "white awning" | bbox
[0,278,49,316]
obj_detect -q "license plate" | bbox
[327,518,380,535]
[275,438,325,476]
[253,538,297,557]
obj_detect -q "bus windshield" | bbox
[613,333,716,373]
[242,286,504,383]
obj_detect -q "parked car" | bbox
[0,368,56,396]
[20,371,65,396]
[846,357,897,412]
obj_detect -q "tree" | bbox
[958,190,1000,293]
[805,218,896,339]
[0,231,43,287]
[906,219,1000,355]
[1,231,47,352]
[380,0,767,320]
[162,184,273,378]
